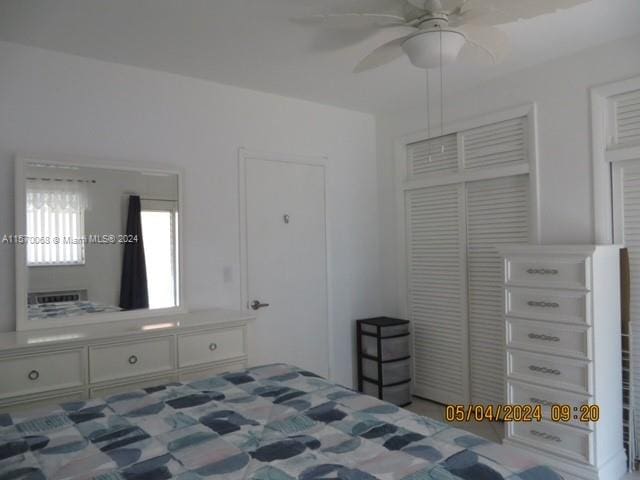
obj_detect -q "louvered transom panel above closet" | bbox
[407,134,458,178]
[466,175,529,406]
[612,89,640,149]
[407,184,467,405]
[462,117,528,171]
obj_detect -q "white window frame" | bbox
[393,103,540,403]
[140,199,180,309]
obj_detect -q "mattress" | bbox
[0,363,563,479]
[28,301,122,320]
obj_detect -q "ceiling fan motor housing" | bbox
[401,29,466,69]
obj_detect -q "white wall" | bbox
[0,41,381,387]
[376,34,640,315]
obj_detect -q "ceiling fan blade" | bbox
[354,31,417,73]
[457,24,510,65]
[458,0,592,26]
[291,13,407,29]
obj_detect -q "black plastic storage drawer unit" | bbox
[356,317,411,407]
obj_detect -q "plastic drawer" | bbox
[362,335,410,361]
[363,380,411,406]
[361,323,409,337]
[362,358,410,385]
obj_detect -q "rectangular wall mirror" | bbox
[15,158,184,330]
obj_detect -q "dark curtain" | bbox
[119,195,149,310]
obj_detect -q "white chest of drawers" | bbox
[500,245,626,480]
[0,309,255,413]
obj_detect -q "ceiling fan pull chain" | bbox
[440,26,444,140]
[426,68,433,162]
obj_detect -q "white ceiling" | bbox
[1,0,639,114]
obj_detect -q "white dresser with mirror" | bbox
[1,156,255,412]
[0,309,255,413]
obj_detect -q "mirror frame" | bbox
[14,156,187,331]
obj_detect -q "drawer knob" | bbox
[530,397,554,407]
[128,355,139,365]
[527,301,560,308]
[529,365,561,375]
[530,429,562,442]
[528,333,561,342]
[527,268,559,275]
[209,343,218,352]
[27,370,40,381]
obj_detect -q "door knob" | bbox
[251,300,270,310]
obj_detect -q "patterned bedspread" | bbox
[28,301,122,320]
[0,364,563,479]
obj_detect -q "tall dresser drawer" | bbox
[506,288,589,324]
[89,337,175,383]
[507,350,591,394]
[507,381,592,428]
[509,420,593,464]
[0,349,85,399]
[178,327,246,368]
[506,318,590,359]
[505,255,589,290]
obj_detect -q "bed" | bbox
[28,301,122,320]
[0,363,562,479]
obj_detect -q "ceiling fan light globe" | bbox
[401,30,466,69]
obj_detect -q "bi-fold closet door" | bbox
[406,115,531,406]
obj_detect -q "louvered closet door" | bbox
[407,184,468,404]
[613,160,640,457]
[466,175,529,406]
[612,90,640,148]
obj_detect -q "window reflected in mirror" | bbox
[22,162,181,325]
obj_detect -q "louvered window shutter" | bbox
[462,117,528,170]
[612,90,640,149]
[407,184,468,404]
[407,134,458,178]
[466,175,529,405]
[617,163,640,460]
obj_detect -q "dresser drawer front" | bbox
[506,288,590,325]
[506,318,590,359]
[0,349,85,399]
[507,381,592,429]
[505,256,589,289]
[509,420,592,464]
[178,327,246,368]
[89,337,175,383]
[507,350,591,394]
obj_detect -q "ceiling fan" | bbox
[294,0,592,72]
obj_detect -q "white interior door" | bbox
[243,155,329,377]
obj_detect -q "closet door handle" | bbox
[28,370,40,381]
[527,268,559,275]
[128,355,139,365]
